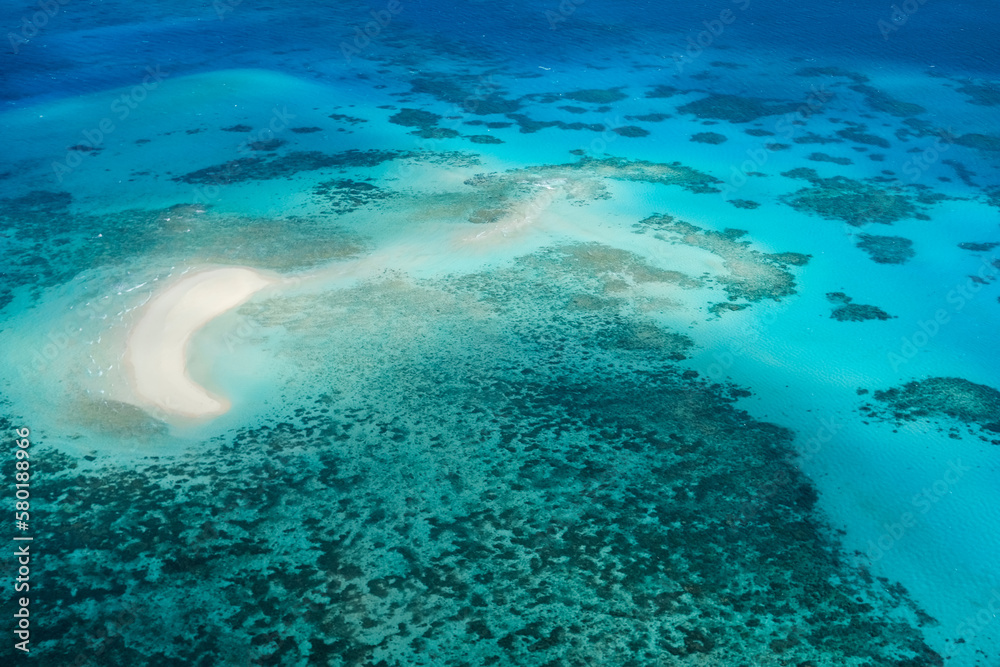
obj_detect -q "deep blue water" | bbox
[4,0,999,104]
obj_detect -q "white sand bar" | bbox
[127,267,273,418]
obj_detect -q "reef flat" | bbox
[864,377,1000,440]
[24,251,942,665]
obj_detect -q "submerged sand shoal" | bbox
[126,267,273,418]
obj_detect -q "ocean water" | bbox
[2,0,999,665]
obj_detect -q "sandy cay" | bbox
[126,267,273,418]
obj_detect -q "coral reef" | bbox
[867,377,1000,434]
[563,88,627,104]
[677,94,803,123]
[807,152,852,165]
[826,292,895,321]
[637,215,810,303]
[19,251,942,665]
[855,234,915,264]
[467,134,504,144]
[836,125,891,149]
[173,150,406,185]
[793,133,842,145]
[313,179,396,214]
[954,133,1000,152]
[956,81,1000,106]
[613,125,650,138]
[328,112,368,125]
[958,242,999,252]
[691,132,727,144]
[794,66,868,83]
[644,85,680,98]
[781,170,922,226]
[849,84,926,117]
[410,73,523,115]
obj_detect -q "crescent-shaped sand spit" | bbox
[126,267,274,418]
[124,188,567,419]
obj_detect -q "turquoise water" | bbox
[2,1,999,664]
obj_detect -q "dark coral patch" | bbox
[613,125,649,138]
[645,85,680,98]
[677,94,803,123]
[868,377,1000,431]
[628,113,672,122]
[410,74,522,115]
[691,132,727,144]
[855,234,915,264]
[564,88,627,104]
[954,133,1000,152]
[328,112,367,125]
[794,66,868,83]
[836,124,891,149]
[958,242,999,252]
[172,149,408,185]
[793,132,842,145]
[467,134,504,144]
[807,152,852,165]
[826,292,895,321]
[389,108,443,129]
[313,178,395,214]
[413,127,460,139]
[849,84,926,117]
[505,114,604,134]
[781,171,922,226]
[247,139,287,151]
[955,81,1000,107]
